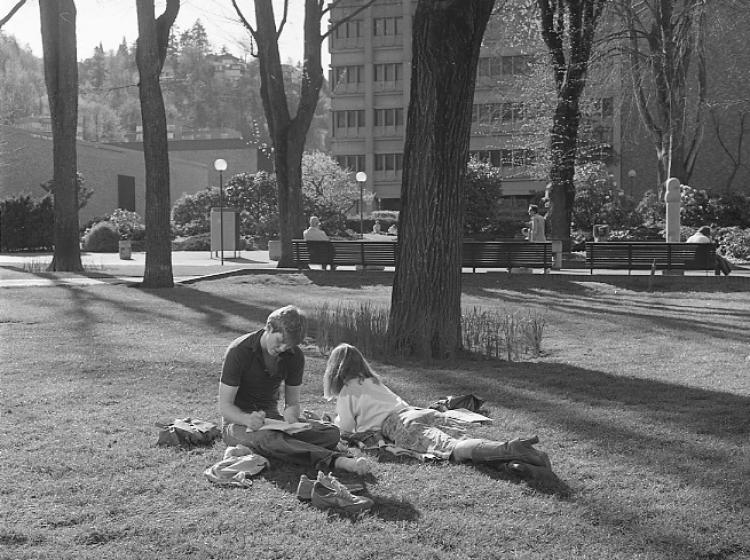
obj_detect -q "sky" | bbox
[2,0,327,65]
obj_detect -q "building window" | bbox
[334,19,362,39]
[373,63,402,83]
[373,16,402,36]
[374,107,404,127]
[331,65,364,87]
[117,175,136,211]
[489,148,535,168]
[336,155,366,172]
[333,110,365,130]
[501,55,532,76]
[374,153,403,172]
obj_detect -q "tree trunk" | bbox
[538,0,607,249]
[387,0,494,360]
[136,0,179,288]
[547,97,580,247]
[39,0,82,272]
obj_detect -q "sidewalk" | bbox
[0,250,278,287]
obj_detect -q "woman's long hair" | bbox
[323,343,381,399]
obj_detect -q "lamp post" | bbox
[627,169,637,199]
[214,158,228,265]
[356,171,367,238]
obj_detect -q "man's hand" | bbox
[244,410,266,432]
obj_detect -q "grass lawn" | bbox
[1,271,748,559]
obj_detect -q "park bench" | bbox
[462,241,552,273]
[292,239,553,272]
[292,239,397,269]
[585,241,716,275]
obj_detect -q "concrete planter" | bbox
[268,240,281,261]
[118,240,132,260]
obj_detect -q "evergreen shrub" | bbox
[83,221,119,252]
[0,194,54,251]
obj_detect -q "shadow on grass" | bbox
[260,462,421,522]
[380,357,749,504]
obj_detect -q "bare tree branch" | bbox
[322,0,378,41]
[277,0,289,38]
[232,0,257,37]
[0,0,26,29]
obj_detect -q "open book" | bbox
[247,419,311,434]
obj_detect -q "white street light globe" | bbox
[214,158,228,172]
[355,171,367,182]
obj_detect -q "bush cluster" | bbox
[83,221,119,252]
[0,194,55,251]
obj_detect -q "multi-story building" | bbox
[329,1,749,216]
[327,0,617,214]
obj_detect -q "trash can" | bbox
[210,207,240,259]
[593,224,610,242]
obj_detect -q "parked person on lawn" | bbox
[686,225,731,276]
[527,204,547,242]
[219,306,369,475]
[303,216,329,241]
[323,343,554,480]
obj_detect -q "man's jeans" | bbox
[223,420,341,471]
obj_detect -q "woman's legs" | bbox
[451,436,551,468]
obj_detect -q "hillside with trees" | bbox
[0,20,330,149]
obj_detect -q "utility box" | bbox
[210,207,240,258]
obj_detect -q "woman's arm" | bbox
[335,393,358,433]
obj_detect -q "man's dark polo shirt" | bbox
[220,329,304,416]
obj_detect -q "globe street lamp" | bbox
[627,169,637,199]
[355,171,367,239]
[214,158,228,265]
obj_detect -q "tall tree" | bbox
[616,0,708,192]
[135,0,179,288]
[39,0,83,271]
[537,0,608,248]
[232,0,376,268]
[387,0,495,360]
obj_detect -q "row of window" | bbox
[477,55,534,78]
[470,149,537,168]
[335,153,404,173]
[333,102,612,133]
[331,63,403,86]
[472,97,614,126]
[335,150,539,174]
[334,17,403,39]
[333,108,405,129]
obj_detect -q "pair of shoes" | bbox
[507,461,557,484]
[296,474,315,500]
[305,471,374,514]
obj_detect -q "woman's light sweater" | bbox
[335,378,410,434]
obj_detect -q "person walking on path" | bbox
[527,204,547,242]
[219,306,369,475]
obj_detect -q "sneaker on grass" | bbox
[310,471,373,514]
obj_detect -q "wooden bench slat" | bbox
[585,242,716,274]
[292,240,552,271]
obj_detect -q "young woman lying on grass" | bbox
[323,343,554,480]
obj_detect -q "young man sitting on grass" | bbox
[219,305,369,475]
